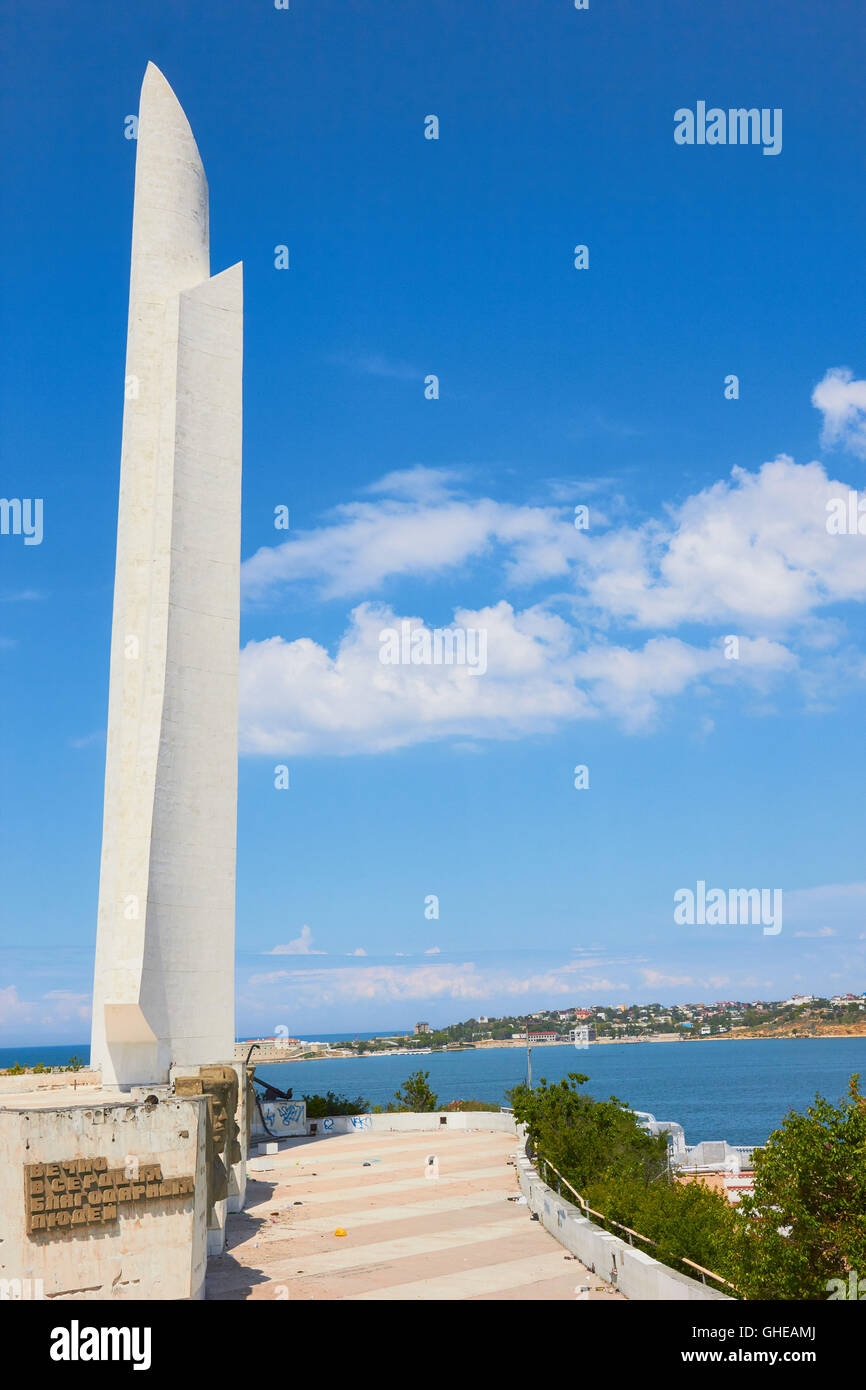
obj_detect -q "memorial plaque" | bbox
[24,1158,195,1237]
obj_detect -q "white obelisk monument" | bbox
[91,64,242,1087]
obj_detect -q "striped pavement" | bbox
[206,1127,626,1301]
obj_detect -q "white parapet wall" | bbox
[515,1152,732,1301]
[249,1108,519,1152]
[251,1098,307,1141]
[301,1110,519,1136]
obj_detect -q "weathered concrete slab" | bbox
[207,1128,623,1302]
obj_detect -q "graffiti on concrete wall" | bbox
[261,1101,306,1135]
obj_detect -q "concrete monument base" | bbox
[0,1061,251,1298]
[0,1082,209,1301]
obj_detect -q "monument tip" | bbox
[139,62,202,157]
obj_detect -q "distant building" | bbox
[570,1025,596,1044]
[526,1031,558,1043]
[413,1021,430,1035]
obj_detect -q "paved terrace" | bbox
[207,1127,625,1301]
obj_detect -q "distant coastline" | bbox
[3,1024,865,1074]
[244,1027,866,1063]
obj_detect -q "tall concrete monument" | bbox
[0,64,247,1302]
[91,63,243,1088]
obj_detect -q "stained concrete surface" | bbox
[207,1128,625,1301]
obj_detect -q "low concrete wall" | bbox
[0,1071,100,1095]
[251,1098,307,1141]
[249,1108,519,1157]
[516,1154,731,1301]
[307,1110,519,1136]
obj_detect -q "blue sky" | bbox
[1,0,865,1043]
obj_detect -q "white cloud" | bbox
[244,958,628,1007]
[242,476,580,601]
[640,970,694,988]
[334,351,420,382]
[812,367,866,459]
[40,991,90,1023]
[0,985,32,1027]
[240,600,595,754]
[240,600,797,752]
[0,985,90,1030]
[237,413,866,754]
[578,456,866,627]
[243,455,866,626]
[69,730,106,750]
[268,925,325,955]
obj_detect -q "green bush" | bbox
[732,1074,866,1300]
[509,1069,866,1301]
[302,1091,369,1117]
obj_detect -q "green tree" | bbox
[732,1074,866,1299]
[392,1069,439,1112]
[508,1073,668,1190]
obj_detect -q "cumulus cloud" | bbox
[812,367,866,459]
[240,599,798,752]
[268,925,325,955]
[240,600,594,753]
[577,456,866,627]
